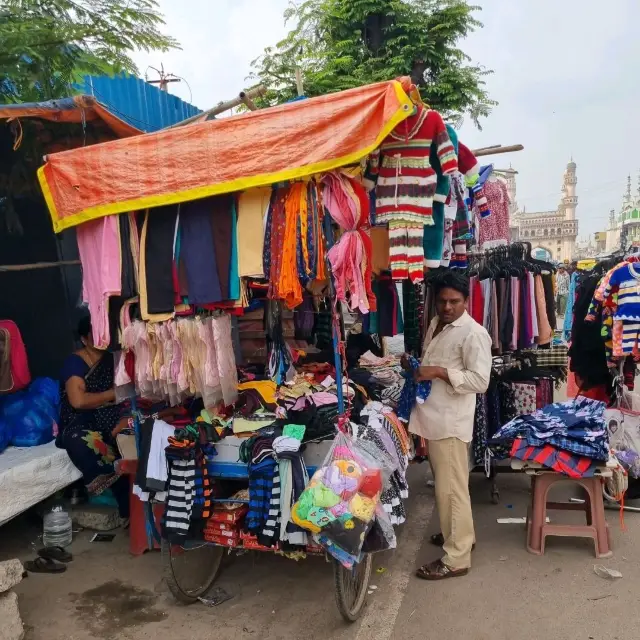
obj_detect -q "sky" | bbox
[133,0,640,241]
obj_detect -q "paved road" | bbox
[3,464,638,640]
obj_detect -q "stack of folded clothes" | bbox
[487,396,609,478]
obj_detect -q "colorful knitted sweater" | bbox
[370,106,458,225]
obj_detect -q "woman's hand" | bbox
[111,417,130,438]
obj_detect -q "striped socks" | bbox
[164,457,196,541]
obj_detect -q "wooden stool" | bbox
[526,472,612,558]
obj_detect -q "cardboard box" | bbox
[204,533,239,547]
[210,506,247,524]
[204,519,236,533]
[204,527,237,539]
[241,535,277,551]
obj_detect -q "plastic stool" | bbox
[526,473,612,558]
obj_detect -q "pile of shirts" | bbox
[488,396,609,478]
[349,351,404,408]
[233,380,278,435]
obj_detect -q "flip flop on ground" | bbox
[25,557,67,574]
[37,546,72,563]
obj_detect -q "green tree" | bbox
[251,0,495,127]
[0,0,178,103]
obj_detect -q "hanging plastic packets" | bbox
[291,431,383,568]
[322,172,376,314]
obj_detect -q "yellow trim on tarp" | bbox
[41,81,414,233]
[37,166,59,229]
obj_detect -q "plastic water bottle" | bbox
[43,505,72,548]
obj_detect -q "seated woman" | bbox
[56,316,130,522]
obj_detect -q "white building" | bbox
[510,160,579,262]
[606,174,640,252]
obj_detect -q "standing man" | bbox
[556,266,570,317]
[407,272,492,580]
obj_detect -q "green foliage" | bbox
[0,0,178,103]
[251,0,495,128]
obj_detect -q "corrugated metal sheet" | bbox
[78,74,201,132]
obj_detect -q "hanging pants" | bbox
[428,437,475,570]
[388,221,424,282]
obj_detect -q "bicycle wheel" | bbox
[333,553,372,622]
[162,538,224,604]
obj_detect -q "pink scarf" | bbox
[323,172,374,314]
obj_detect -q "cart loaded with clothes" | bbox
[37,78,438,621]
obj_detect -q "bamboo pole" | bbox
[0,260,80,273]
[295,69,304,97]
[170,85,267,127]
[240,91,258,111]
[473,144,524,157]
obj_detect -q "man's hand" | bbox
[400,354,412,372]
[414,366,448,382]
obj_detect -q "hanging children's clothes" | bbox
[458,143,490,218]
[369,105,458,281]
[477,176,511,248]
[76,214,122,348]
[423,124,459,268]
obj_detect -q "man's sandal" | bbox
[416,559,469,580]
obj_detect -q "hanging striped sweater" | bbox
[370,106,458,226]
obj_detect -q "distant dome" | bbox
[567,160,576,170]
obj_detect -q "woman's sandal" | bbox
[416,559,468,581]
[24,557,67,574]
[37,546,72,563]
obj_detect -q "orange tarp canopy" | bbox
[0,95,141,138]
[38,78,413,232]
